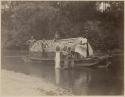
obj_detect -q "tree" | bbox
[1,1,124,51]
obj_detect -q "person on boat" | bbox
[26,36,36,51]
[27,36,36,49]
[54,31,60,42]
[63,47,74,69]
[63,46,69,69]
[41,38,48,57]
[26,36,36,56]
[70,50,75,68]
[75,37,89,58]
[68,47,75,68]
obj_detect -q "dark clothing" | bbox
[41,40,48,57]
[63,50,75,69]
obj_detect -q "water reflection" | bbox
[55,69,61,85]
[54,66,123,95]
[2,53,124,95]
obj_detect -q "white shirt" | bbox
[55,51,61,69]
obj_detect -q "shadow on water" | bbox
[2,51,124,95]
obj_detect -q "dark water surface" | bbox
[2,50,124,95]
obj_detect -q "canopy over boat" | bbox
[29,37,93,57]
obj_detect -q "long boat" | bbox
[23,37,112,67]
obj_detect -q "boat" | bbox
[23,37,112,67]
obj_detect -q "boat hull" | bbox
[23,53,112,67]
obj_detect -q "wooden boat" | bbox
[23,37,112,67]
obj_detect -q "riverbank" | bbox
[1,69,73,96]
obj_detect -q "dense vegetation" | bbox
[1,1,124,51]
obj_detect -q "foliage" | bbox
[1,1,124,51]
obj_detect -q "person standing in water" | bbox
[54,31,61,69]
[55,46,61,85]
[55,46,61,69]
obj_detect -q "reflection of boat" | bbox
[24,37,112,67]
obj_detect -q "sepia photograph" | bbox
[1,1,124,96]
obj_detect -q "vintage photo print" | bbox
[1,1,124,96]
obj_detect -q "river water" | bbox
[2,50,124,95]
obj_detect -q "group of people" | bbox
[63,47,75,69]
[27,35,76,69]
[27,36,48,57]
[55,45,75,69]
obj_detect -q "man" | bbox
[54,31,60,42]
[63,47,75,69]
[55,46,61,69]
[26,36,36,56]
[41,38,48,57]
[27,36,36,49]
